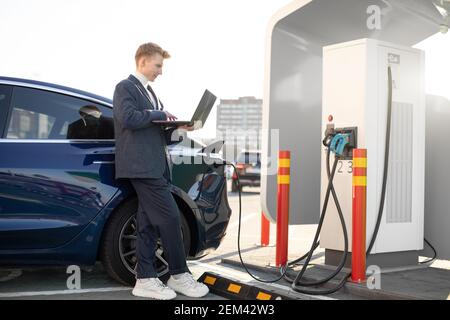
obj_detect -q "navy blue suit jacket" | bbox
[113,75,179,179]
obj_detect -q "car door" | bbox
[0,85,118,250]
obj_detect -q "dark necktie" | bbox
[147,85,159,110]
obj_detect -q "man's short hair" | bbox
[135,42,170,65]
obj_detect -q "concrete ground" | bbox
[214,183,450,300]
[0,184,284,300]
[1,182,449,300]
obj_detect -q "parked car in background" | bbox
[231,150,261,192]
[0,76,232,285]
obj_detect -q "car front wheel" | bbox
[100,198,191,286]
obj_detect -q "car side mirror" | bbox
[79,105,102,119]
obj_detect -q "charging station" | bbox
[320,39,425,267]
[223,0,450,298]
[261,0,450,262]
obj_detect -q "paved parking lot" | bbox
[0,183,339,300]
[0,262,230,300]
[0,185,271,300]
[3,181,448,300]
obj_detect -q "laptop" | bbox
[153,89,217,128]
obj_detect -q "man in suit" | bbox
[113,42,209,300]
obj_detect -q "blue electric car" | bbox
[0,77,231,285]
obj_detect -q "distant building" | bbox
[216,96,262,161]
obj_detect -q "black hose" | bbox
[286,147,351,294]
[366,67,438,262]
[288,241,320,266]
[230,143,351,294]
[420,238,437,264]
[366,66,392,255]
[231,162,289,283]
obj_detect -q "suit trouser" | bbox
[130,172,190,279]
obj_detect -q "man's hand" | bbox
[178,125,195,131]
[163,111,178,121]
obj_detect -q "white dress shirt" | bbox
[134,71,159,109]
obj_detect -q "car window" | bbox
[0,85,13,138]
[6,86,114,140]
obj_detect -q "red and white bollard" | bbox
[351,149,367,283]
[276,151,290,267]
[261,212,270,247]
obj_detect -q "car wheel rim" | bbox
[119,214,170,278]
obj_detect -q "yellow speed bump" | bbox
[256,292,272,300]
[227,283,241,294]
[198,272,291,300]
[203,275,217,286]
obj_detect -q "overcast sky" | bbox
[0,0,448,138]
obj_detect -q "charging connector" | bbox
[332,127,357,160]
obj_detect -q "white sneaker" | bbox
[132,278,177,300]
[167,273,209,298]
